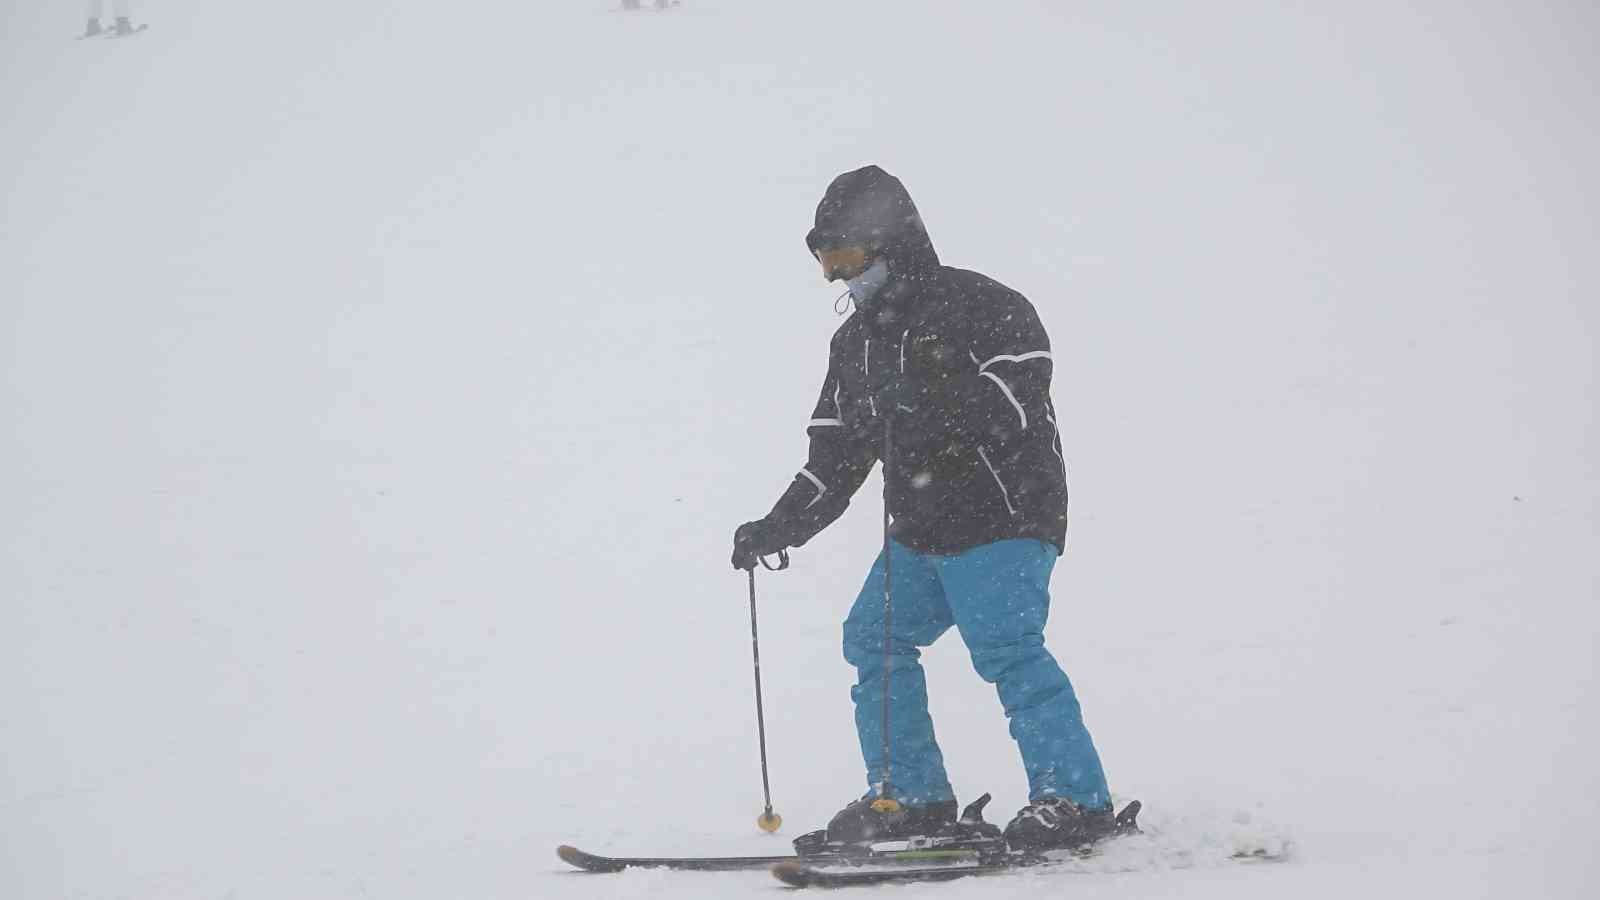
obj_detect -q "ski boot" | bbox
[794,793,1008,863]
[1003,796,1142,852]
[113,17,136,36]
[826,795,958,845]
[793,794,955,856]
[83,18,103,37]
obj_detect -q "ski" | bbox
[557,843,993,874]
[79,24,148,40]
[558,844,796,872]
[771,840,1291,888]
[771,846,1288,888]
[772,856,1019,888]
[559,797,1183,880]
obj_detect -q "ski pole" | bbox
[749,554,787,833]
[870,415,902,814]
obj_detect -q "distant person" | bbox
[621,0,675,9]
[730,166,1132,853]
[83,1,137,37]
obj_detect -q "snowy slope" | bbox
[3,1,1596,898]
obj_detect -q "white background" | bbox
[3,2,1595,897]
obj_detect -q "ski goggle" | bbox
[814,244,872,282]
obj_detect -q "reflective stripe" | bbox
[864,339,871,375]
[900,329,909,374]
[798,467,828,509]
[809,418,843,428]
[976,447,1017,517]
[1046,411,1068,482]
[1047,410,1069,543]
[980,371,1027,430]
[979,350,1052,371]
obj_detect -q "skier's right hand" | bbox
[731,518,791,571]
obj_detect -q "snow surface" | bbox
[3,1,1597,898]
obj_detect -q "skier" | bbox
[731,165,1117,853]
[83,0,137,37]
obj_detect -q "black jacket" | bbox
[765,166,1069,556]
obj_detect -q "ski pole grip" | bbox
[758,549,790,571]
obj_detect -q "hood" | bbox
[805,165,941,277]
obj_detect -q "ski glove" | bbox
[731,518,792,571]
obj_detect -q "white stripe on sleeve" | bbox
[979,350,1052,371]
[980,371,1027,430]
[798,467,828,508]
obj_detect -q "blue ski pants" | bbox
[842,538,1110,809]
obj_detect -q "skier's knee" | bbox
[843,621,929,669]
[842,621,877,668]
[968,649,1017,684]
[967,639,1048,684]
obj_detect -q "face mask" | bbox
[846,258,890,303]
